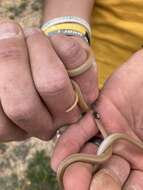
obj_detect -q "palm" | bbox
[96,49,143,170]
[90,49,143,189]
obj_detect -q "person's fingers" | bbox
[51,112,98,171]
[91,171,121,190]
[123,170,143,190]
[25,29,80,127]
[0,21,53,140]
[0,104,28,141]
[90,155,130,190]
[50,35,98,106]
[63,143,97,190]
[114,141,143,171]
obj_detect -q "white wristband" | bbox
[41,16,91,36]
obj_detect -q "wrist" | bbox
[42,0,95,24]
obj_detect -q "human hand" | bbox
[0,20,98,141]
[51,49,143,189]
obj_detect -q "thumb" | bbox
[50,35,99,107]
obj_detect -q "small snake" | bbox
[57,117,143,189]
[56,48,143,189]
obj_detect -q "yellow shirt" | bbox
[91,0,143,87]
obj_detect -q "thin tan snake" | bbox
[56,48,143,189]
[57,116,143,189]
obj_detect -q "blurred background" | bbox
[0,0,59,189]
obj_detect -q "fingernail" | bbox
[51,159,57,172]
[24,28,41,37]
[0,21,20,39]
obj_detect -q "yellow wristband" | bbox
[42,23,90,37]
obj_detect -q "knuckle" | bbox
[86,94,96,105]
[0,20,19,29]
[0,45,24,62]
[60,40,80,59]
[60,135,81,153]
[36,74,68,95]
[86,89,99,105]
[38,131,54,141]
[5,102,34,124]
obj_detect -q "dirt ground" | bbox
[0,0,42,27]
[0,1,58,190]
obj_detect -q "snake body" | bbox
[57,117,143,189]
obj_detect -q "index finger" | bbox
[50,35,98,107]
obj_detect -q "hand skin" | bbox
[51,49,143,190]
[0,20,98,141]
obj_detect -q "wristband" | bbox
[41,16,91,44]
[47,29,90,44]
[41,16,91,35]
[42,22,90,43]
